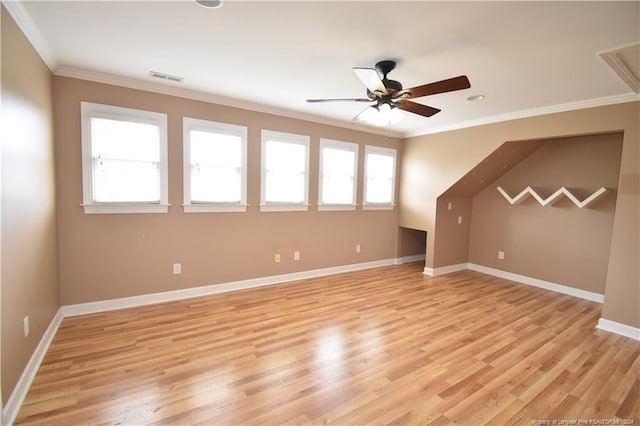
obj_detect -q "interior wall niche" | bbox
[399,227,427,261]
[467,132,623,295]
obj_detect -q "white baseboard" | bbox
[425,263,639,342]
[5,258,402,423]
[397,254,426,264]
[2,308,64,426]
[3,257,625,425]
[63,258,399,317]
[467,263,605,303]
[423,263,468,276]
[597,318,640,341]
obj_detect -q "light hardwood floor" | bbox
[15,263,639,425]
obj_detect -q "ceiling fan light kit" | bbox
[358,102,403,126]
[307,60,471,127]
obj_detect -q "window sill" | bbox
[183,203,248,213]
[318,204,357,211]
[260,203,309,212]
[82,203,170,214]
[362,203,395,211]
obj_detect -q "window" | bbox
[363,145,397,209]
[80,102,168,214]
[318,139,358,211]
[261,130,310,212]
[183,118,247,212]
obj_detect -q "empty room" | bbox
[1,1,639,425]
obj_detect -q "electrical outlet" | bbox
[23,316,30,337]
[294,251,300,261]
[448,202,453,210]
[498,251,505,260]
[173,263,181,274]
[457,216,463,224]
[275,253,281,263]
[356,244,361,253]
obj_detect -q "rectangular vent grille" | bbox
[598,43,640,93]
[150,71,184,83]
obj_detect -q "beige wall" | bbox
[1,8,60,405]
[468,134,623,294]
[53,76,402,305]
[1,7,638,411]
[400,101,639,328]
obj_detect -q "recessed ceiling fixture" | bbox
[149,71,184,83]
[467,94,485,101]
[196,0,223,9]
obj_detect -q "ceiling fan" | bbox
[307,60,471,124]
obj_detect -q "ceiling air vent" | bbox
[599,43,640,93]
[149,71,184,83]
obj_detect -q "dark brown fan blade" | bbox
[404,75,470,99]
[395,100,441,117]
[353,67,387,95]
[306,98,372,103]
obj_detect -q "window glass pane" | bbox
[81,103,168,212]
[365,176,392,203]
[91,118,159,161]
[189,130,242,203]
[266,170,305,203]
[93,158,160,202]
[323,148,354,176]
[365,151,395,204]
[265,140,306,203]
[90,117,161,203]
[191,165,241,202]
[322,175,354,204]
[321,147,355,204]
[190,131,241,168]
[266,141,305,173]
[366,153,393,179]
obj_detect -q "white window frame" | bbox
[182,117,248,213]
[260,130,310,212]
[80,102,169,214]
[363,145,397,210]
[318,138,358,211]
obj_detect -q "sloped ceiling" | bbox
[441,139,546,198]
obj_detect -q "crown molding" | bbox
[52,66,640,140]
[54,66,405,139]
[6,0,637,140]
[3,0,57,70]
[406,92,640,138]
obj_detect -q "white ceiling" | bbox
[10,1,640,137]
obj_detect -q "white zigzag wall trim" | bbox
[497,186,609,208]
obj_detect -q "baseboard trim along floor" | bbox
[424,262,604,304]
[5,257,637,425]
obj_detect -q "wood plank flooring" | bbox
[15,263,640,425]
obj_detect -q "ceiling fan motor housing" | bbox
[375,60,403,93]
[383,78,403,93]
